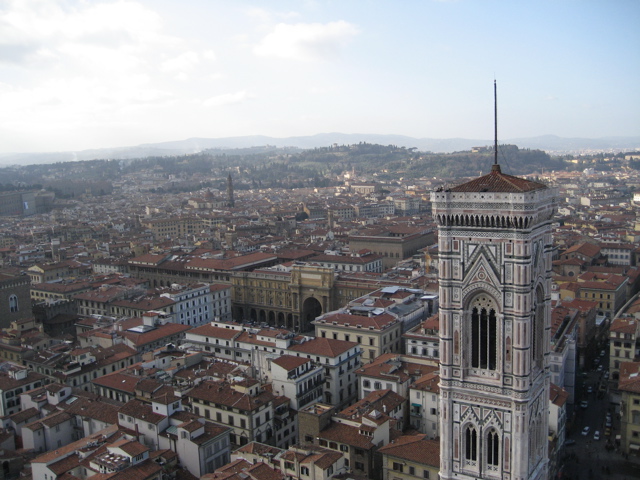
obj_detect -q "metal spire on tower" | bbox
[492,80,501,173]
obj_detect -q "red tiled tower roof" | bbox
[450,164,547,193]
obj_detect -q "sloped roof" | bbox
[378,434,440,466]
[563,242,601,258]
[288,337,359,358]
[272,355,310,372]
[550,383,569,407]
[619,361,640,394]
[450,165,547,193]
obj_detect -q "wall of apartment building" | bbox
[316,321,403,364]
[349,232,435,270]
[22,415,77,453]
[192,400,274,447]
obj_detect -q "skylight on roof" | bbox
[127,325,156,333]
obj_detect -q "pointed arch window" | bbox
[9,295,18,313]
[465,426,477,462]
[532,288,545,370]
[471,306,497,370]
[487,430,500,467]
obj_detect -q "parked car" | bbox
[582,426,591,436]
[605,428,612,437]
[600,350,606,357]
[580,400,588,409]
[606,420,612,428]
[594,430,600,441]
[604,371,610,379]
[597,365,603,372]
[587,386,593,393]
[565,439,576,446]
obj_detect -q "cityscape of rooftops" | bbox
[0,1,639,479]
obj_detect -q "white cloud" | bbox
[0,0,171,66]
[245,7,300,23]
[0,0,219,145]
[246,7,272,23]
[254,20,359,61]
[203,91,251,107]
[161,51,200,73]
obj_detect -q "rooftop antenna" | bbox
[493,79,500,172]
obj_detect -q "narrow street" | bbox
[561,367,640,480]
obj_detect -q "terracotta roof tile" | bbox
[378,434,439,466]
[188,324,240,340]
[288,338,359,358]
[619,361,640,394]
[449,165,547,193]
[187,381,275,412]
[550,383,569,407]
[272,355,310,371]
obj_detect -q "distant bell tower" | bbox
[227,173,235,208]
[431,82,557,480]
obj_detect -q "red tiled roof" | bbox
[610,317,639,335]
[378,434,439,466]
[562,242,601,258]
[288,337,359,358]
[316,312,398,330]
[92,372,140,393]
[32,425,120,463]
[272,355,310,371]
[318,421,376,449]
[561,299,598,312]
[188,324,241,340]
[187,381,275,412]
[412,372,440,394]
[450,165,547,193]
[550,383,569,407]
[119,398,166,424]
[619,361,640,394]
[357,354,437,382]
[121,322,191,347]
[339,389,405,420]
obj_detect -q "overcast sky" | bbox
[1,0,638,153]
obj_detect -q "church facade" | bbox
[431,164,556,480]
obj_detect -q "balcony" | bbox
[297,379,324,398]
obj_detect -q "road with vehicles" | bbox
[560,365,639,480]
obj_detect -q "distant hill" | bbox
[0,133,638,166]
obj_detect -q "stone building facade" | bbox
[349,230,435,270]
[0,270,31,329]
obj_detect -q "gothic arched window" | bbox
[9,295,18,313]
[470,297,497,370]
[532,287,545,370]
[465,426,477,462]
[487,429,500,467]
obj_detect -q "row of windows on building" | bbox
[465,427,500,467]
[392,463,431,478]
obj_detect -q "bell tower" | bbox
[227,173,235,208]
[432,164,556,480]
[431,83,556,480]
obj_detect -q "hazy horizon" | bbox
[1,1,638,154]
